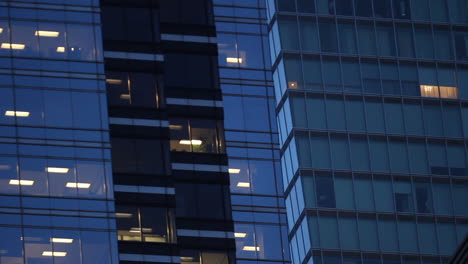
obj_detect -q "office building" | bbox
[0,0,235,263]
[267,0,468,263]
[214,1,291,264]
[0,0,119,263]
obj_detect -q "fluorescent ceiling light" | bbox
[66,182,91,189]
[120,94,130,100]
[116,213,133,218]
[228,168,240,174]
[9,179,34,186]
[226,57,243,63]
[237,182,250,188]
[234,233,247,238]
[169,124,183,130]
[46,167,69,173]
[42,251,67,257]
[5,111,30,117]
[106,79,122,85]
[130,227,152,233]
[179,139,202,146]
[35,30,60,37]
[180,257,194,262]
[51,238,73,243]
[56,46,65,53]
[1,43,25,50]
[243,246,260,251]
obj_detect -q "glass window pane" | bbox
[338,217,359,250]
[299,18,319,52]
[354,177,374,211]
[374,178,394,212]
[279,17,299,50]
[319,21,338,53]
[357,23,377,55]
[358,216,379,251]
[376,24,396,56]
[335,176,355,210]
[315,175,336,208]
[338,22,358,55]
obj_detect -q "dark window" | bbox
[175,183,229,220]
[165,54,216,90]
[336,0,354,15]
[106,71,160,108]
[319,21,338,53]
[159,0,212,25]
[101,6,158,42]
[111,138,168,175]
[355,0,373,17]
[315,175,336,208]
[373,0,392,18]
[116,205,173,243]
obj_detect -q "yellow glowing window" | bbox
[106,79,123,85]
[1,43,25,50]
[440,86,458,99]
[420,85,439,98]
[0,28,3,34]
[56,46,66,53]
[35,31,60,37]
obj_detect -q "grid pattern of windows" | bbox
[0,1,117,264]
[214,1,291,264]
[268,0,468,262]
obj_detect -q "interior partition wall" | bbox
[267,0,468,263]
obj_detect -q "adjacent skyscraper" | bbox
[267,0,468,263]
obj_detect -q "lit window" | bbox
[0,28,3,34]
[56,46,66,53]
[440,86,458,99]
[420,85,458,99]
[420,85,440,98]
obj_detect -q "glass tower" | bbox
[267,0,468,263]
[0,0,118,263]
[214,1,291,264]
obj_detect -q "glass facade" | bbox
[267,0,468,263]
[214,1,291,264]
[0,0,118,264]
